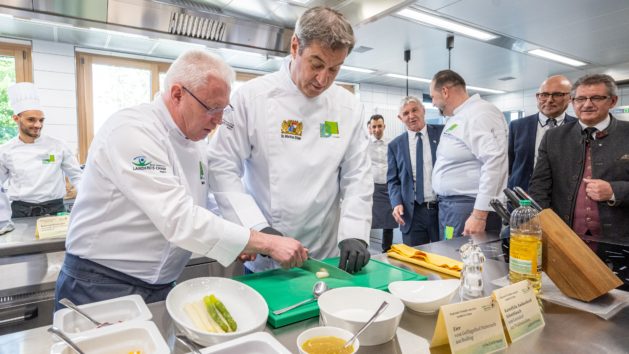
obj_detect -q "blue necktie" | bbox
[415,132,424,203]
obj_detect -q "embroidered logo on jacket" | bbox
[281,120,303,140]
[42,154,56,164]
[132,155,166,173]
[320,121,339,138]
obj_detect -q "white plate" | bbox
[166,277,268,347]
[50,320,169,354]
[388,279,460,313]
[191,332,291,354]
[52,294,152,339]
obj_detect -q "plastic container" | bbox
[509,199,542,293]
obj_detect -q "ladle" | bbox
[273,281,328,315]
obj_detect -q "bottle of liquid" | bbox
[509,199,542,293]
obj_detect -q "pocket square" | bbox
[620,154,629,160]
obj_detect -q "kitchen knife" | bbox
[513,187,543,211]
[300,257,353,280]
[503,188,522,209]
[490,198,511,225]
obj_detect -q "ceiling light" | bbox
[29,19,75,28]
[385,73,431,83]
[220,48,265,59]
[397,8,498,41]
[341,65,375,74]
[89,27,149,39]
[386,74,505,94]
[527,49,587,67]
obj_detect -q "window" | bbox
[76,53,169,162]
[503,110,524,123]
[0,43,32,144]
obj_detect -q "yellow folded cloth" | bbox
[387,243,463,278]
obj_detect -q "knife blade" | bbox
[300,258,353,280]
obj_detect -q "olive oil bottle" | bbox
[509,200,542,293]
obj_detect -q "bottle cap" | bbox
[519,200,531,206]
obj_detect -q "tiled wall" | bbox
[31,40,78,152]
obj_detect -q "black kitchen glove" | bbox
[260,226,283,236]
[338,238,370,273]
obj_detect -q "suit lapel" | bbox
[401,132,413,181]
[526,114,539,161]
[427,125,438,165]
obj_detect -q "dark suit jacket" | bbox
[387,125,443,234]
[508,113,577,191]
[529,116,629,241]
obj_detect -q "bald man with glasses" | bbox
[530,73,629,246]
[508,75,577,192]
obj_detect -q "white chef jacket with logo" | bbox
[66,95,249,284]
[208,59,373,272]
[0,135,82,203]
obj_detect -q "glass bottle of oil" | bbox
[509,199,542,293]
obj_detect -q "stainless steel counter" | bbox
[0,217,66,257]
[1,234,627,353]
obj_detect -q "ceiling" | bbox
[2,0,629,95]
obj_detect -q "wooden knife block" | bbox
[539,209,622,302]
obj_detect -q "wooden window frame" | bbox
[0,43,33,83]
[76,53,169,163]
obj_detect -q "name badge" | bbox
[431,296,507,354]
[493,280,545,343]
[320,121,339,138]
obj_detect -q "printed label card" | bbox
[492,280,545,343]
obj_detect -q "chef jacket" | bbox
[432,94,508,211]
[0,135,82,203]
[207,58,373,272]
[369,136,388,184]
[66,95,249,284]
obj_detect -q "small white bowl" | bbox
[49,320,169,354]
[166,277,268,347]
[296,326,359,354]
[52,294,152,339]
[317,287,404,346]
[195,332,291,354]
[388,279,460,314]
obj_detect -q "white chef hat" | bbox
[8,82,42,115]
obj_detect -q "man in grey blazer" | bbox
[387,96,443,245]
[530,74,629,245]
[508,75,577,191]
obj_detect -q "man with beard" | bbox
[0,82,82,217]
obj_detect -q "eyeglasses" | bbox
[535,92,570,100]
[182,86,233,116]
[572,95,611,104]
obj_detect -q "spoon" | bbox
[59,298,107,328]
[48,326,86,354]
[343,300,389,348]
[273,281,328,315]
[175,333,202,354]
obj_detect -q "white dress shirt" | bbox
[66,95,250,284]
[406,126,435,203]
[534,112,566,165]
[432,94,508,211]
[0,135,82,203]
[369,136,388,184]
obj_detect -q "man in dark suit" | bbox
[530,74,629,245]
[508,75,576,191]
[387,96,443,245]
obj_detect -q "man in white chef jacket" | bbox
[208,6,373,273]
[0,82,82,218]
[55,50,308,309]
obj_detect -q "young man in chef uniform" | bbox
[0,82,82,218]
[208,7,373,273]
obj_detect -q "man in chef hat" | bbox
[0,82,82,217]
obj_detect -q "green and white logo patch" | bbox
[132,155,166,173]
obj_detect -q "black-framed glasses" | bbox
[572,95,611,104]
[535,92,570,100]
[182,86,233,115]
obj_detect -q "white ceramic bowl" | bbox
[388,279,460,314]
[52,294,152,339]
[166,277,268,347]
[296,326,359,354]
[317,287,404,346]
[50,321,169,354]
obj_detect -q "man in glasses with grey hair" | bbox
[208,7,373,274]
[530,73,629,245]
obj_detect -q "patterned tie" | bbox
[547,118,557,128]
[583,127,598,143]
[415,132,424,204]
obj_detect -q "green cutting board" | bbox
[234,258,427,328]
